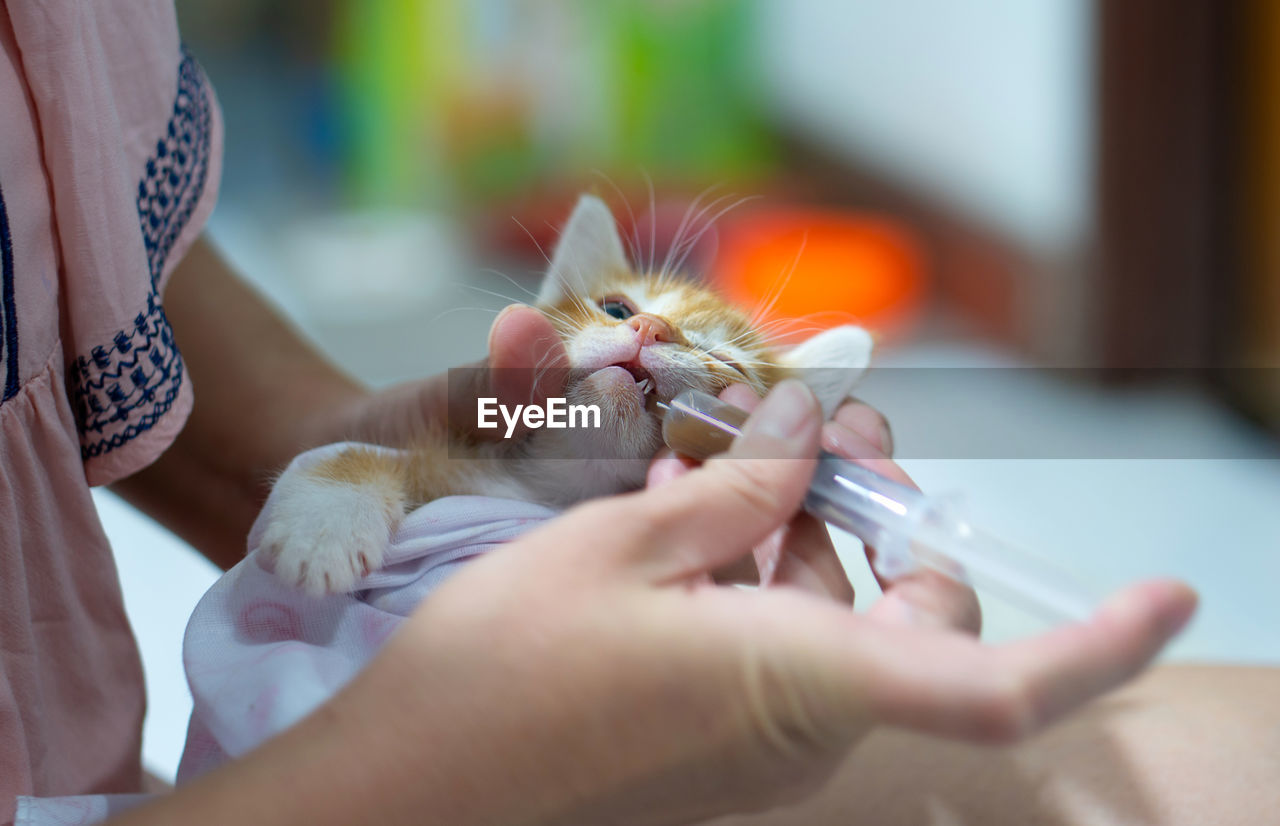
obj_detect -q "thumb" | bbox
[487,304,569,409]
[447,305,569,437]
[627,380,823,582]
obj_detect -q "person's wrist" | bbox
[267,377,373,461]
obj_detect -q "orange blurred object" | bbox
[711,208,926,342]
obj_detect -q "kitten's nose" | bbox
[626,313,676,347]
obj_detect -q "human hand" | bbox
[308,380,1196,826]
[308,303,570,447]
[646,385,981,633]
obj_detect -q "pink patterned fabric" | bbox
[0,1,222,821]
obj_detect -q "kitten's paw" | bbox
[260,470,402,595]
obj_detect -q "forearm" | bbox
[110,236,369,568]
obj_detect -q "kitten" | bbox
[262,195,873,594]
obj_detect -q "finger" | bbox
[709,383,851,599]
[646,453,763,588]
[866,568,982,634]
[823,420,981,633]
[858,579,1197,743]
[648,383,758,487]
[623,379,823,581]
[710,553,765,585]
[649,389,756,585]
[708,514,855,599]
[648,382,759,491]
[645,448,698,489]
[820,420,912,488]
[718,382,762,411]
[866,575,983,634]
[831,398,894,457]
[487,304,569,408]
[745,578,1194,751]
[651,381,847,591]
[769,514,855,606]
[446,305,569,439]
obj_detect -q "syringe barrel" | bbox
[807,451,1097,621]
[660,390,747,460]
[804,452,928,579]
[660,389,1100,622]
[661,390,928,578]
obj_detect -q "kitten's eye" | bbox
[599,297,636,321]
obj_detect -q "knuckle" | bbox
[834,400,893,454]
[971,673,1037,745]
[736,639,838,764]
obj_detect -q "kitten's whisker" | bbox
[456,283,579,334]
[560,264,600,322]
[750,230,807,327]
[477,268,540,300]
[643,170,657,276]
[658,191,698,281]
[591,170,644,270]
[458,282,527,307]
[669,194,760,278]
[660,187,731,282]
[511,217,554,267]
[426,305,504,325]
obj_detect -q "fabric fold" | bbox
[176,443,557,780]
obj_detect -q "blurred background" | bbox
[100,0,1280,779]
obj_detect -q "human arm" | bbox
[109,380,1194,826]
[110,236,567,569]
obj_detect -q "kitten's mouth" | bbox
[613,361,657,398]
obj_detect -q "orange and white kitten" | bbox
[263,195,873,594]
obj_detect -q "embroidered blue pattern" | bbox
[0,181,17,403]
[70,293,185,459]
[71,47,211,460]
[137,47,213,287]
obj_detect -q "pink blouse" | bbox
[0,1,222,818]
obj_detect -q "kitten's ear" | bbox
[537,195,630,305]
[778,326,874,418]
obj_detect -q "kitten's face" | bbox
[531,195,873,462]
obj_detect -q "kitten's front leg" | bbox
[260,446,409,595]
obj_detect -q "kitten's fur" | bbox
[263,195,873,594]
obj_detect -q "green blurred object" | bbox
[332,0,778,209]
[334,0,461,207]
[597,0,776,184]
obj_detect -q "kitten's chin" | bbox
[555,367,662,460]
[579,365,647,412]
[570,412,662,462]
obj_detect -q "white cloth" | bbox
[16,443,556,824]
[178,442,558,780]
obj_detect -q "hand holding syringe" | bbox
[657,389,1101,623]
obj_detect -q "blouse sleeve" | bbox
[6,0,223,485]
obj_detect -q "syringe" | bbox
[657,389,1101,623]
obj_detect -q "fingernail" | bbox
[492,303,530,327]
[822,421,886,461]
[487,304,527,349]
[879,420,895,457]
[839,401,895,457]
[1160,582,1199,636]
[746,379,817,441]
